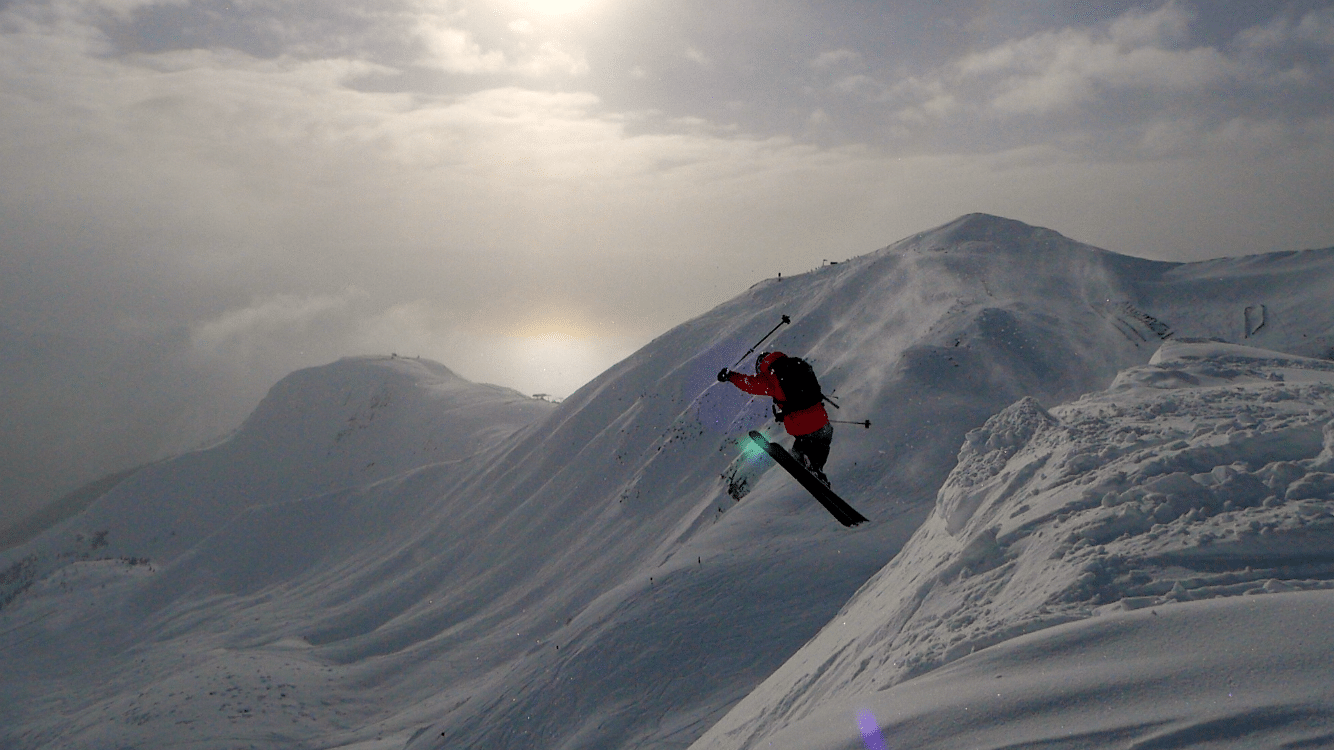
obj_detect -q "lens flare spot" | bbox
[858,709,889,750]
[739,435,767,461]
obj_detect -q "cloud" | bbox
[512,40,588,76]
[34,0,190,25]
[984,37,1229,115]
[807,1,1333,162]
[1107,1,1192,49]
[831,73,882,97]
[190,289,371,362]
[403,0,591,77]
[415,18,508,72]
[812,49,860,70]
[412,13,586,76]
[1294,7,1334,48]
[953,4,1232,115]
[1237,6,1334,53]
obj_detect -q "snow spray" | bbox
[857,709,889,750]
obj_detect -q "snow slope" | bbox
[2,215,1333,750]
[729,589,1334,750]
[692,341,1334,749]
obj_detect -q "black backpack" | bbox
[770,356,822,412]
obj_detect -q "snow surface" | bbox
[692,340,1334,749]
[726,590,1334,750]
[2,214,1333,750]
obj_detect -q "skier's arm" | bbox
[723,371,782,399]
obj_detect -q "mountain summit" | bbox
[2,216,1333,749]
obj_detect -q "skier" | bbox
[718,351,833,485]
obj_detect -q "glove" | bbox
[717,368,730,382]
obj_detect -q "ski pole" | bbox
[830,419,872,429]
[732,315,791,368]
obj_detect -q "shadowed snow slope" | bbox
[2,215,1333,750]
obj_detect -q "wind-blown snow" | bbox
[2,215,1333,750]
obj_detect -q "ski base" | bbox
[748,431,869,527]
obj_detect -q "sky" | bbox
[2,0,1333,527]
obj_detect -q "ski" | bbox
[748,431,869,527]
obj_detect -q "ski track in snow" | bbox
[1,215,1333,750]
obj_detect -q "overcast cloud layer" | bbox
[3,0,1333,528]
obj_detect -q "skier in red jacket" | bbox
[718,351,833,485]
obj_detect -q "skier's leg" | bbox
[793,424,833,483]
[789,424,832,469]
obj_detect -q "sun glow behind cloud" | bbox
[488,315,623,397]
[515,0,596,15]
[486,320,633,398]
[511,331,600,394]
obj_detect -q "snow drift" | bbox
[2,214,1333,750]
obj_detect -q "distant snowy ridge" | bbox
[692,340,1334,750]
[0,356,551,603]
[3,215,1334,750]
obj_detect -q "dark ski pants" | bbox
[792,423,833,474]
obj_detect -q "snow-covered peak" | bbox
[900,212,1087,255]
[229,354,541,478]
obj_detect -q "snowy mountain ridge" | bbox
[2,214,1334,749]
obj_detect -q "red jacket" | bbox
[725,370,830,437]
